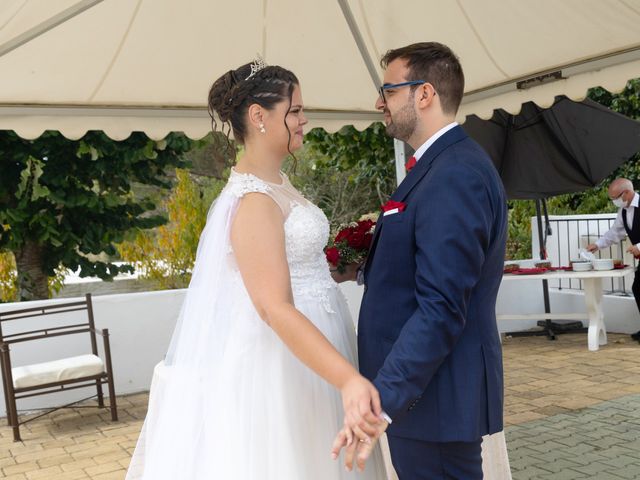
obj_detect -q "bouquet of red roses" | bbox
[325,218,376,274]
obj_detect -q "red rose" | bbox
[357,220,374,233]
[326,218,377,273]
[325,246,340,266]
[335,228,352,243]
[348,230,365,249]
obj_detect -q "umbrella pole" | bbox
[536,199,555,339]
[539,198,587,337]
[508,199,588,340]
[507,200,557,340]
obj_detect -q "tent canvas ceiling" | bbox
[0,0,639,140]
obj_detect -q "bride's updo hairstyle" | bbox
[208,61,299,145]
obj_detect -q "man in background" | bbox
[587,177,640,342]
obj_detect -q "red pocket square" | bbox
[381,200,406,213]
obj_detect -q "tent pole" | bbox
[0,1,104,58]
[336,0,381,90]
[394,139,407,186]
[393,140,416,186]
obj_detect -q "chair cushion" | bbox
[12,354,104,389]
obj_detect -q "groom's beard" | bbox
[385,101,417,143]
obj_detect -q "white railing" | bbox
[530,213,635,294]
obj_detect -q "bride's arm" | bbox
[231,193,381,438]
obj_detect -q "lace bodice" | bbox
[226,169,337,312]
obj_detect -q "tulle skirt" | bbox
[126,277,386,479]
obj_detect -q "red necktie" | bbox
[405,156,417,172]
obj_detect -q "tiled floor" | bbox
[507,394,640,479]
[502,333,640,479]
[2,332,640,479]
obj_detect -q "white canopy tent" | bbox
[0,0,639,141]
[1,3,638,476]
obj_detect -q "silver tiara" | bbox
[245,56,268,80]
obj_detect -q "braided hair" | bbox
[208,63,299,145]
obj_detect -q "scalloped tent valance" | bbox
[0,0,639,140]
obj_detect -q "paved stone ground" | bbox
[507,394,640,479]
[0,394,147,479]
[502,333,640,480]
[1,332,640,479]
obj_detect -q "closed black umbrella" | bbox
[463,97,640,339]
[463,96,640,200]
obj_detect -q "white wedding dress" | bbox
[126,169,386,479]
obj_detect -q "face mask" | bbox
[613,197,626,208]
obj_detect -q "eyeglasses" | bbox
[378,80,427,103]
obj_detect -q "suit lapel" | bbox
[364,126,467,281]
[391,126,467,202]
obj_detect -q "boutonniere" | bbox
[381,200,406,216]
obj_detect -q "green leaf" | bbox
[143,141,159,160]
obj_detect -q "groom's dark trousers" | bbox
[388,436,483,479]
[358,126,507,479]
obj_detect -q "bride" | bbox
[125,60,386,479]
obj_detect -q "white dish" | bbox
[572,262,593,272]
[591,258,614,271]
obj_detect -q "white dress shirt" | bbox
[596,192,640,249]
[412,122,458,163]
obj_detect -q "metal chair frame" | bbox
[0,293,117,441]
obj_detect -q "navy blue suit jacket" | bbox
[358,125,507,442]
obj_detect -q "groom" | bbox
[343,42,508,478]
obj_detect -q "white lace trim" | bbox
[226,173,272,198]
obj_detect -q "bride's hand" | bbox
[331,420,388,472]
[329,262,360,283]
[339,374,382,442]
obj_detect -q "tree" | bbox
[0,251,16,302]
[117,168,226,289]
[0,130,193,300]
[299,123,396,228]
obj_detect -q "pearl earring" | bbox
[259,123,266,134]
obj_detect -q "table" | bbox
[499,267,633,351]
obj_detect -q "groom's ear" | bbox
[247,103,264,130]
[416,83,437,110]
